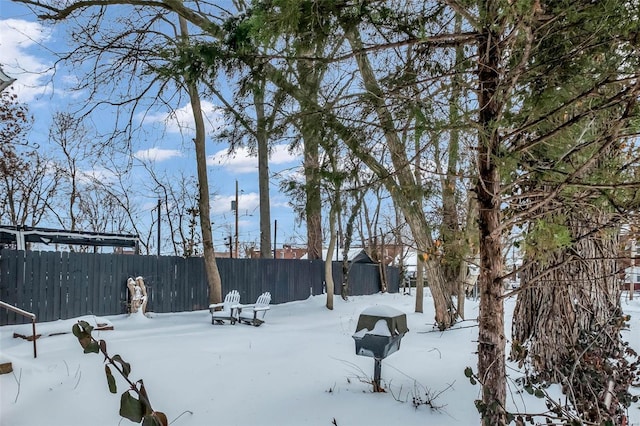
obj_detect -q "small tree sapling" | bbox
[72,320,168,426]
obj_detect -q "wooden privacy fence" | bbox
[0,250,399,325]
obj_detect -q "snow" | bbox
[1,291,639,426]
[359,304,404,318]
[352,319,392,337]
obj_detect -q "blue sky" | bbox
[0,2,306,253]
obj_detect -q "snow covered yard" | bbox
[1,291,639,426]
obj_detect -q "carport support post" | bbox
[373,358,382,392]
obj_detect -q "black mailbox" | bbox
[352,305,408,391]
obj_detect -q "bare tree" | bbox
[48,112,93,233]
[0,89,58,228]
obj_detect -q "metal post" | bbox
[273,220,277,259]
[235,180,239,258]
[157,199,161,257]
[373,358,382,392]
[32,318,37,358]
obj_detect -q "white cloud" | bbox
[208,144,300,174]
[269,195,295,209]
[134,147,184,162]
[142,100,225,136]
[77,167,117,185]
[211,192,259,215]
[208,146,257,173]
[270,144,301,164]
[0,18,54,102]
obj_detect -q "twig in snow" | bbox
[12,368,22,403]
[169,410,194,425]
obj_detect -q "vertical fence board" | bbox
[36,252,47,321]
[0,251,10,324]
[69,253,82,318]
[82,253,92,316]
[105,254,115,315]
[51,251,62,322]
[61,251,72,319]
[98,254,109,315]
[176,257,186,311]
[0,251,20,324]
[89,253,99,315]
[20,251,34,323]
[159,257,170,313]
[192,256,207,310]
[45,252,56,321]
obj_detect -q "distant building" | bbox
[300,248,376,263]
[247,245,308,259]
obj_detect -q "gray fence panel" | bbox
[41,251,54,322]
[0,251,20,324]
[0,251,10,324]
[187,256,207,311]
[387,266,399,293]
[90,253,101,315]
[58,251,69,320]
[173,257,184,312]
[347,263,382,295]
[52,252,61,321]
[22,251,35,318]
[156,257,169,313]
[0,249,400,325]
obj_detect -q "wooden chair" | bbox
[237,292,271,327]
[209,290,240,325]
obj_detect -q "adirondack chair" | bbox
[237,292,271,327]
[209,290,240,325]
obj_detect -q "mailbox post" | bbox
[352,305,408,392]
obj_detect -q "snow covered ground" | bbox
[1,290,639,426]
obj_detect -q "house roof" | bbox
[300,248,375,263]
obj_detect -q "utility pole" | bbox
[273,220,277,259]
[235,180,239,258]
[157,199,161,257]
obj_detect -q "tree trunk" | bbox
[459,190,480,318]
[325,217,336,310]
[378,229,388,293]
[415,254,424,313]
[341,191,363,300]
[303,135,322,260]
[476,2,506,423]
[344,24,456,327]
[179,16,222,305]
[512,208,621,379]
[442,13,466,312]
[296,48,323,261]
[254,81,272,259]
